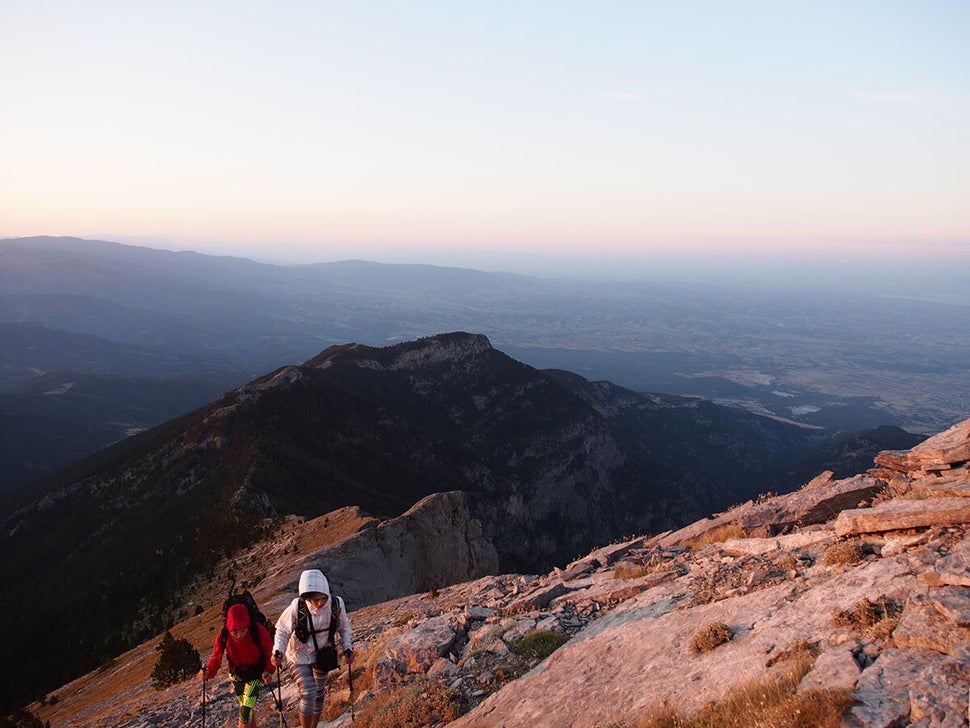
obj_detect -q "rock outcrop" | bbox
[27,416,970,728]
[296,490,500,609]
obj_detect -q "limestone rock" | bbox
[797,641,861,692]
[373,614,460,688]
[893,590,970,655]
[908,647,970,727]
[506,582,569,613]
[844,648,946,728]
[304,490,499,608]
[720,529,835,557]
[836,498,970,537]
[929,586,970,627]
[936,537,970,587]
[875,418,970,475]
[659,474,885,546]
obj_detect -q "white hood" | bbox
[298,569,330,598]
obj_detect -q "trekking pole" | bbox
[200,663,207,728]
[274,651,288,728]
[347,655,355,722]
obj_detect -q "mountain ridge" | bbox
[0,332,911,714]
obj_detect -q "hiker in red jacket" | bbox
[200,603,276,728]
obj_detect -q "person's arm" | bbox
[336,597,354,657]
[257,624,276,674]
[201,632,225,680]
[272,600,295,660]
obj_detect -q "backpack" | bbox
[218,582,274,678]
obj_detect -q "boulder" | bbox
[836,498,970,537]
[845,648,946,728]
[875,418,970,475]
[936,538,970,587]
[893,590,970,655]
[506,582,569,614]
[373,614,461,688]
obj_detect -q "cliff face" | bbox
[303,490,500,609]
[27,416,970,728]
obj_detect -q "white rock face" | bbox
[295,490,500,609]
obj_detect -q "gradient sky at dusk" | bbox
[2,1,968,277]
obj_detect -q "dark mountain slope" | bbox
[788,424,925,484]
[0,409,118,492]
[0,333,905,711]
[0,322,248,492]
[546,371,828,511]
[0,321,233,388]
[0,370,244,493]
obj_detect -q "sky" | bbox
[1,1,968,280]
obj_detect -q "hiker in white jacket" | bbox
[272,569,354,728]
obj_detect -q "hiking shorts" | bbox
[229,675,264,724]
[292,663,328,716]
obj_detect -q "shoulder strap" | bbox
[294,596,341,645]
[328,596,341,644]
[294,598,311,640]
[249,612,264,662]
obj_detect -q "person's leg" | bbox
[229,676,247,728]
[238,678,262,728]
[293,664,318,728]
[308,666,328,728]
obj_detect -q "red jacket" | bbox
[203,622,275,680]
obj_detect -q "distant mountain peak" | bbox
[306,332,494,372]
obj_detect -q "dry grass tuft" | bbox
[510,630,570,660]
[773,553,801,573]
[627,654,852,728]
[350,679,462,728]
[820,540,866,566]
[321,634,390,720]
[834,596,904,638]
[689,622,733,653]
[684,523,746,550]
[614,559,672,580]
[765,640,819,668]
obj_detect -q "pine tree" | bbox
[150,631,200,689]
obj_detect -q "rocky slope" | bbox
[25,416,970,727]
[8,332,897,712]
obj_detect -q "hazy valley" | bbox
[2,236,968,492]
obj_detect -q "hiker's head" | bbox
[226,603,250,639]
[298,569,330,600]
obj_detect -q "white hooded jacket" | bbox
[273,570,353,666]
